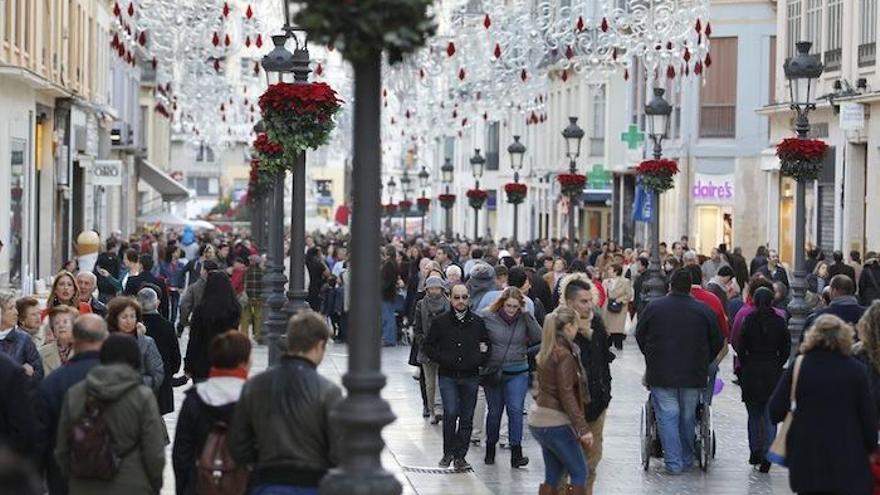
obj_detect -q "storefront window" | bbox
[779,178,796,265]
[9,139,26,288]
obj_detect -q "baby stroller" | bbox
[640,391,716,472]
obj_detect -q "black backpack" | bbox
[68,395,138,480]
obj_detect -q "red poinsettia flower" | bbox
[635,159,679,176]
[504,182,527,194]
[466,189,488,200]
[252,133,283,155]
[557,173,587,187]
[776,138,828,162]
[397,199,413,210]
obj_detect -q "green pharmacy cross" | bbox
[587,164,611,189]
[620,124,645,150]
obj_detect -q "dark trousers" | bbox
[438,375,479,459]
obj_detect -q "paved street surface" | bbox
[163,337,794,494]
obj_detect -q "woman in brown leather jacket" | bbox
[528,307,593,495]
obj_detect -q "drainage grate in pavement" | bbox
[401,465,474,475]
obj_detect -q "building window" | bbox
[825,0,843,70]
[860,0,877,66]
[187,177,219,196]
[786,0,802,58]
[769,36,777,104]
[485,121,499,171]
[805,0,822,53]
[699,37,738,138]
[590,85,605,156]
[196,142,214,162]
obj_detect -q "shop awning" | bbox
[137,159,190,202]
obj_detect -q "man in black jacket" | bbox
[859,253,880,306]
[230,311,342,492]
[803,275,865,343]
[828,250,857,283]
[137,287,181,415]
[636,269,723,474]
[0,352,35,458]
[380,246,400,347]
[124,254,169,318]
[423,284,491,471]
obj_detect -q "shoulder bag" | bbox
[767,355,804,466]
[479,324,516,387]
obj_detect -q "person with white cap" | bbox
[412,276,450,425]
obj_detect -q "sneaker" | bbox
[438,454,454,468]
[758,460,771,473]
[453,458,472,471]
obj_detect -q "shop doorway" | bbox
[582,207,611,242]
[696,206,720,255]
[779,178,795,265]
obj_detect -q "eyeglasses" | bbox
[451,295,469,300]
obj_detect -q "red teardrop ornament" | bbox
[483,112,488,120]
[127,2,134,16]
[458,68,466,80]
[452,110,458,119]
[576,16,584,31]
[624,69,629,80]
[561,70,568,82]
[705,53,712,67]
[255,34,263,48]
[462,118,468,127]
[612,48,618,60]
[565,45,574,59]
[484,14,491,29]
[419,68,425,79]
[695,19,702,33]
[601,17,608,32]
[521,69,527,82]
[245,36,251,48]
[666,41,672,50]
[683,48,691,62]
[246,4,253,19]
[151,57,157,69]
[253,62,260,75]
[494,43,502,59]
[212,32,220,46]
[667,65,676,79]
[705,22,712,37]
[138,31,146,46]
[223,2,230,17]
[224,34,231,47]
[315,64,323,76]
[113,2,121,17]
[214,59,221,72]
[220,103,225,112]
[447,42,456,57]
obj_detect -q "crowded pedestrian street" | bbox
[3,1,880,495]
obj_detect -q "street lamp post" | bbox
[784,41,824,351]
[641,87,673,305]
[259,33,295,365]
[469,149,485,241]
[441,157,454,239]
[386,176,396,231]
[507,135,526,243]
[561,117,584,243]
[418,165,429,236]
[400,169,412,236]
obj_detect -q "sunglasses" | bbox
[451,295,469,300]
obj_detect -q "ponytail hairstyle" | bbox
[536,307,579,367]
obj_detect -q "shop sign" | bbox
[692,173,734,204]
[92,160,123,186]
[839,103,865,131]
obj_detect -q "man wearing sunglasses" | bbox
[423,284,492,471]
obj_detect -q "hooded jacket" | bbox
[466,262,497,311]
[55,364,167,495]
[172,376,245,495]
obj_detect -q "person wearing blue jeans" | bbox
[381,301,397,346]
[380,246,401,346]
[650,387,701,474]
[746,402,775,463]
[485,371,529,458]
[251,485,317,495]
[530,426,589,488]
[439,376,479,461]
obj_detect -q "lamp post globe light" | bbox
[441,157,454,239]
[784,40,824,351]
[507,135,526,242]
[561,117,584,243]
[400,169,412,234]
[470,148,486,240]
[641,87,673,305]
[418,165,430,235]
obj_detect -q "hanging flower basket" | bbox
[384,203,398,216]
[467,189,488,209]
[293,0,435,63]
[258,82,342,170]
[504,182,527,205]
[252,133,286,176]
[397,199,413,212]
[635,159,679,193]
[557,173,586,197]
[776,137,828,182]
[417,197,431,213]
[246,158,274,203]
[439,193,456,209]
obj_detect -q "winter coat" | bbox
[178,277,206,331]
[185,305,240,381]
[533,334,591,437]
[0,352,36,457]
[422,310,491,377]
[853,343,880,422]
[37,351,101,495]
[859,260,880,306]
[412,295,450,364]
[803,296,866,343]
[733,309,790,404]
[480,310,542,372]
[769,349,877,495]
[750,255,768,277]
[380,260,400,302]
[759,264,790,288]
[602,276,633,335]
[124,272,169,319]
[172,376,245,495]
[728,252,750,293]
[131,332,164,392]
[228,356,343,488]
[0,326,44,381]
[573,315,615,422]
[55,364,167,495]
[636,293,724,389]
[142,312,181,414]
[828,261,857,283]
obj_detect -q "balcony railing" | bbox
[699,105,736,138]
[859,42,876,67]
[824,48,842,71]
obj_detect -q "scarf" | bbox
[421,293,449,332]
[498,309,519,326]
[59,345,73,365]
[208,367,249,380]
[454,309,468,322]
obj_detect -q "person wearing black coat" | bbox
[733,287,790,472]
[185,271,241,381]
[859,255,880,306]
[173,331,250,495]
[138,288,182,414]
[0,352,35,457]
[828,250,857,283]
[802,275,866,345]
[124,254,170,318]
[750,246,769,277]
[729,247,750,293]
[769,314,878,495]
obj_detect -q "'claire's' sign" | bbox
[692,173,734,204]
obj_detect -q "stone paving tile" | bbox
[162,336,796,495]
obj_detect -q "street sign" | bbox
[92,160,123,186]
[839,102,865,131]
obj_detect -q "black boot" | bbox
[510,445,529,468]
[484,444,495,465]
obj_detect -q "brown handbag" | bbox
[767,355,804,466]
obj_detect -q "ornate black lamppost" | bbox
[385,176,396,229]
[441,157,454,239]
[507,135,526,243]
[641,87,673,304]
[259,32,294,365]
[418,165,430,235]
[469,149,485,241]
[561,117,584,243]
[400,169,412,235]
[784,41,824,350]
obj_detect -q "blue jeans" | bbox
[746,402,776,457]
[651,387,701,473]
[250,485,318,495]
[529,425,589,486]
[438,375,479,458]
[485,371,529,447]
[381,301,396,346]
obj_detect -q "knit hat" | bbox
[425,276,445,290]
[470,262,495,281]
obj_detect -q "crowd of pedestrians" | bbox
[1,225,880,495]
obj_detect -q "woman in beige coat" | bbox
[601,263,633,350]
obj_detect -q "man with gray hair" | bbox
[75,271,107,317]
[138,287,180,414]
[37,314,107,495]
